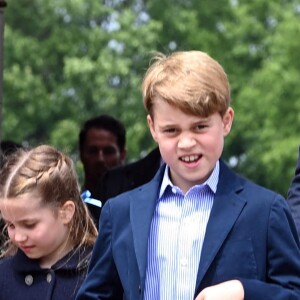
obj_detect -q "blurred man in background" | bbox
[79,115,126,222]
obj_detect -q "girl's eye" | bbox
[7,223,15,230]
[24,223,36,229]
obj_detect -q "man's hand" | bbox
[195,280,244,300]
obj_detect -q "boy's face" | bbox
[148,101,234,193]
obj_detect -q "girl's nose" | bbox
[14,229,28,243]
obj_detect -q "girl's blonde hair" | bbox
[0,145,97,257]
[142,51,231,118]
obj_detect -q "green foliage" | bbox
[3,0,161,159]
[223,0,300,195]
[2,0,300,194]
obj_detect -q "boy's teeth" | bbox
[181,155,198,162]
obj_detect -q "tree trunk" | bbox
[0,0,7,145]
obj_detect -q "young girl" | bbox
[0,145,98,300]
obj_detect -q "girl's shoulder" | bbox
[0,256,15,287]
[0,255,14,270]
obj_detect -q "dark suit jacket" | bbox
[76,161,300,300]
[98,147,161,201]
[89,147,161,224]
[287,146,300,238]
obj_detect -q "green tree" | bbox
[145,0,300,194]
[2,0,300,194]
[3,0,161,159]
[227,3,300,195]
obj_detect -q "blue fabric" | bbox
[0,246,92,300]
[81,190,102,208]
[144,163,218,299]
[76,161,300,300]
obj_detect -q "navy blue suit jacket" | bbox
[287,146,300,239]
[76,161,300,300]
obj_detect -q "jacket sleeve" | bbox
[240,196,300,300]
[75,202,123,300]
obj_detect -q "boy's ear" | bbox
[223,107,234,136]
[59,200,75,225]
[147,115,158,142]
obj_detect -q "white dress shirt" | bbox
[144,161,219,300]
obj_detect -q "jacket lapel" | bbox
[195,161,247,290]
[130,166,165,282]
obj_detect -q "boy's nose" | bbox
[178,135,197,149]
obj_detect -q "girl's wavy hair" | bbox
[0,145,97,257]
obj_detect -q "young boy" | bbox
[76,51,300,300]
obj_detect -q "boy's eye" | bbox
[196,124,208,130]
[164,128,177,133]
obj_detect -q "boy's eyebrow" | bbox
[159,118,210,127]
[193,118,210,123]
[159,123,176,127]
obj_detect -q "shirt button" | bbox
[180,258,188,267]
[46,273,52,283]
[172,187,177,194]
[25,274,33,286]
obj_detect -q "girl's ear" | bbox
[59,200,75,225]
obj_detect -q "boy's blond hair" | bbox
[0,145,97,257]
[142,51,231,118]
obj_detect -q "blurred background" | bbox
[0,0,299,196]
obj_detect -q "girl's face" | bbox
[0,193,75,268]
[148,101,234,194]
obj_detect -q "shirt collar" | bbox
[159,160,220,198]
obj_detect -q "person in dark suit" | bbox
[79,115,127,223]
[96,147,161,205]
[287,146,300,239]
[79,115,127,195]
[76,51,300,300]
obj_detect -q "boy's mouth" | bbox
[180,155,200,162]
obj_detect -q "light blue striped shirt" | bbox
[144,161,219,300]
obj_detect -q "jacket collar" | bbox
[12,245,93,274]
[194,160,246,293]
[130,160,247,290]
[130,165,165,283]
